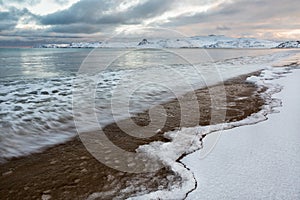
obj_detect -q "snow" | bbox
[183,68,300,199]
[276,41,300,48]
[38,35,281,49]
[127,54,300,199]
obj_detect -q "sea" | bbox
[0,47,296,161]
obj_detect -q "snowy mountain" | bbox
[38,35,281,49]
[276,41,300,48]
[138,39,151,46]
[137,36,280,49]
[201,37,278,48]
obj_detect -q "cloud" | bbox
[49,23,104,34]
[0,11,18,31]
[160,0,300,39]
[216,25,231,31]
[1,0,300,45]
[0,7,36,32]
[53,0,70,4]
[39,0,112,25]
[39,0,174,33]
[0,0,41,6]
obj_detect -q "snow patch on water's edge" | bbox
[118,65,300,199]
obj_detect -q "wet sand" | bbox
[0,72,266,200]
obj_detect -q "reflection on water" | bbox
[0,48,91,79]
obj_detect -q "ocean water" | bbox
[0,48,295,161]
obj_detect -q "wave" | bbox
[0,50,297,162]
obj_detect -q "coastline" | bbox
[183,67,300,200]
[0,71,266,199]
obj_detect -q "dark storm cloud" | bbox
[40,0,113,25]
[0,7,36,32]
[39,0,174,29]
[0,10,18,31]
[49,23,104,34]
[125,0,173,20]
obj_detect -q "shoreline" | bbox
[0,71,266,199]
[182,66,300,200]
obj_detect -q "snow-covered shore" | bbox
[183,67,300,200]
[122,53,300,200]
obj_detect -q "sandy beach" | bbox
[0,71,266,199]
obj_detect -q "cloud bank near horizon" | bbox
[0,0,299,45]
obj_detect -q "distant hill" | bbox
[37,35,283,49]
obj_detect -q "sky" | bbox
[0,0,299,46]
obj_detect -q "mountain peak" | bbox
[276,41,300,48]
[138,39,151,46]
